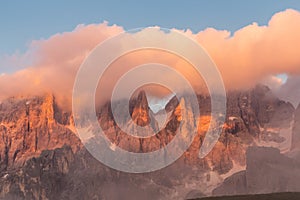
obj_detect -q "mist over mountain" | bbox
[0,84,299,199]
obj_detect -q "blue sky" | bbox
[1,0,300,56]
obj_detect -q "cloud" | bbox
[193,9,300,90]
[0,22,124,109]
[0,50,34,73]
[261,75,284,91]
[276,76,300,107]
[0,9,300,109]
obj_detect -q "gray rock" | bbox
[213,146,300,196]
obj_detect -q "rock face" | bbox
[212,170,247,195]
[0,85,297,199]
[213,146,300,196]
[130,90,151,127]
[0,146,75,200]
[0,94,81,171]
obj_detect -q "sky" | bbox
[1,0,300,56]
[1,1,300,107]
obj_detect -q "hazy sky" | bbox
[1,0,300,56]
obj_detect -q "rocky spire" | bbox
[131,90,151,127]
[165,95,179,113]
[41,93,55,125]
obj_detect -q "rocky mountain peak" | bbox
[41,93,55,125]
[165,95,180,114]
[0,94,81,170]
[136,90,148,108]
[130,90,151,127]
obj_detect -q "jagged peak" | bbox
[165,95,179,112]
[134,90,149,109]
[41,93,55,123]
[131,90,150,126]
[43,93,55,103]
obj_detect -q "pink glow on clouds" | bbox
[0,9,300,108]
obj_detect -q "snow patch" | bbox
[109,143,116,151]
[220,160,245,179]
[255,117,294,153]
[66,124,75,132]
[2,174,9,179]
[76,125,95,143]
[229,116,238,121]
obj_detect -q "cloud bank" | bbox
[0,9,300,109]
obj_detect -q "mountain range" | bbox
[0,84,299,199]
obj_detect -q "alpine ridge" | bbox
[0,85,298,199]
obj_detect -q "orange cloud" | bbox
[0,22,124,108]
[194,9,300,90]
[0,9,300,109]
